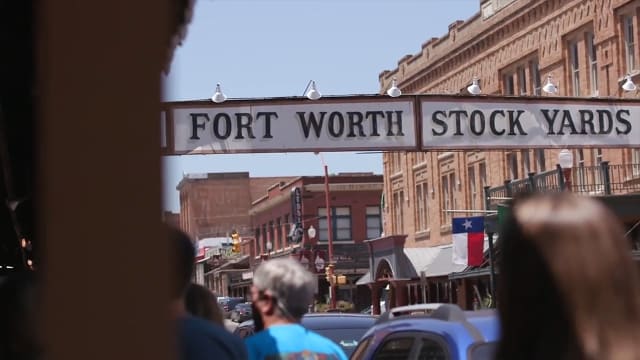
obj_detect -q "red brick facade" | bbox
[379,0,640,248]
[176,172,296,240]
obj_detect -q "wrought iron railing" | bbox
[485,162,640,210]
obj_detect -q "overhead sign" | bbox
[421,98,640,149]
[169,97,416,154]
[162,95,640,154]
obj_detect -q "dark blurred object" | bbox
[185,283,224,326]
[0,272,41,360]
[0,0,37,273]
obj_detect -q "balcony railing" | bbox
[485,162,640,210]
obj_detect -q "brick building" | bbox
[177,171,383,311]
[362,0,640,313]
[240,173,383,311]
[176,172,295,240]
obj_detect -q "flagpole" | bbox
[487,231,497,308]
[442,209,498,214]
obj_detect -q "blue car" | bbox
[350,304,499,360]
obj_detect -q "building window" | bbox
[633,149,640,177]
[479,162,487,188]
[415,182,428,231]
[467,166,478,212]
[441,175,450,224]
[503,74,515,95]
[275,217,281,250]
[506,152,519,180]
[576,149,586,191]
[570,41,581,96]
[392,190,404,234]
[366,206,382,239]
[624,15,636,72]
[530,60,542,95]
[521,150,531,175]
[318,207,351,242]
[517,66,527,95]
[587,32,598,96]
[535,149,546,172]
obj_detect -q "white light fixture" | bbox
[307,225,317,239]
[622,74,637,92]
[542,75,558,94]
[467,77,482,95]
[266,241,273,252]
[306,80,322,100]
[558,149,574,169]
[386,78,402,97]
[211,83,227,103]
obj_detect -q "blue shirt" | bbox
[178,315,248,360]
[245,323,348,360]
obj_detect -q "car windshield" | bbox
[312,328,368,356]
[469,341,497,360]
[235,304,251,310]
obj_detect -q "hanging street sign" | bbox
[161,95,640,155]
[421,97,640,149]
[168,96,416,154]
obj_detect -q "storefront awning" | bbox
[421,245,466,277]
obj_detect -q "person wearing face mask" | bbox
[245,258,347,360]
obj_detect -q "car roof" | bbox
[301,313,377,329]
[361,305,499,356]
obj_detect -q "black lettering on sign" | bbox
[234,113,256,139]
[507,110,527,135]
[489,111,506,135]
[597,110,613,134]
[212,113,232,139]
[616,109,632,135]
[386,111,405,136]
[450,110,466,136]
[540,109,559,135]
[347,112,366,138]
[578,110,595,135]
[328,112,345,137]
[431,111,447,136]
[366,111,384,136]
[557,110,578,135]
[190,113,210,140]
[297,112,326,138]
[256,112,277,139]
[469,110,485,136]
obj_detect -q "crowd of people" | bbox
[2,192,640,359]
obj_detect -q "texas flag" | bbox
[452,216,485,266]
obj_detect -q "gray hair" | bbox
[253,258,315,320]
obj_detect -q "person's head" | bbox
[250,258,315,329]
[185,283,224,325]
[167,225,196,301]
[496,193,640,360]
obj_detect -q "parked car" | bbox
[230,302,253,323]
[217,297,245,318]
[350,304,499,360]
[233,313,377,357]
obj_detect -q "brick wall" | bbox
[380,0,640,247]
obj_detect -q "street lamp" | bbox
[558,149,574,191]
[622,74,637,92]
[542,75,559,95]
[315,152,336,310]
[211,83,227,103]
[386,78,402,97]
[467,77,482,95]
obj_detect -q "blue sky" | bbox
[163,0,478,211]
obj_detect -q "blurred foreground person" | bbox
[496,193,640,360]
[245,258,347,360]
[0,272,41,360]
[185,283,224,326]
[168,225,247,360]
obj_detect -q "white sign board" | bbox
[421,99,640,149]
[172,98,416,153]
